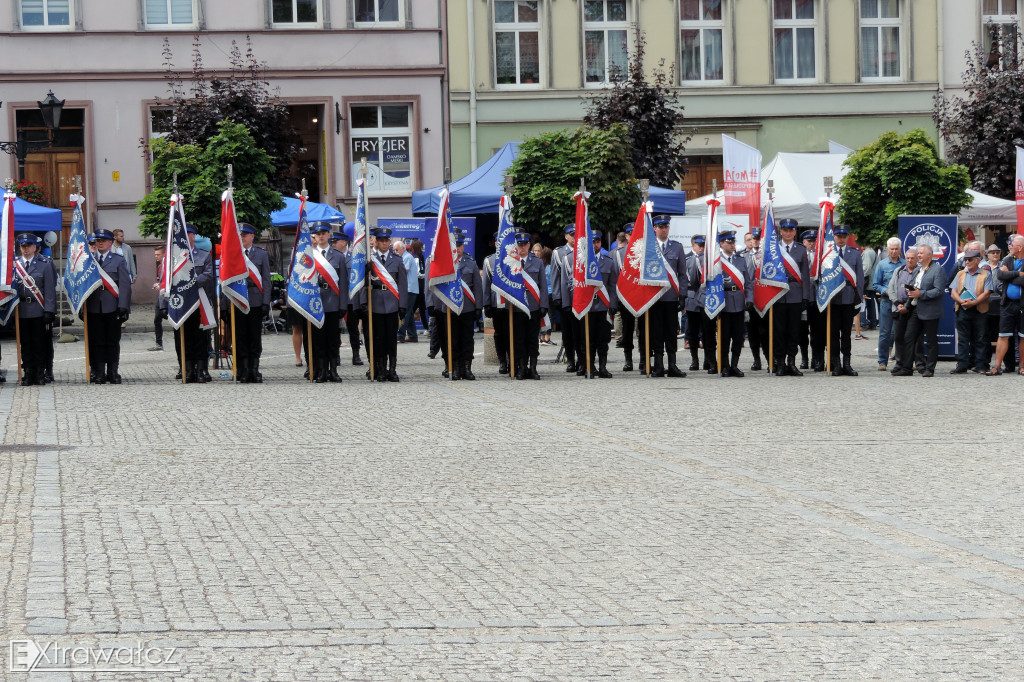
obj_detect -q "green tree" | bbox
[933,31,1024,199]
[583,31,691,188]
[508,125,640,237]
[137,120,283,238]
[835,129,971,247]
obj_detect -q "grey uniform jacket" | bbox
[15,255,57,318]
[355,250,407,315]
[549,243,574,309]
[684,252,705,312]
[589,252,619,314]
[318,247,349,313]
[86,251,132,314]
[777,241,812,303]
[457,253,484,314]
[248,246,273,309]
[721,251,753,313]
[834,246,865,306]
[658,239,689,304]
[521,253,549,312]
[192,248,215,303]
[910,263,949,321]
[481,254,505,310]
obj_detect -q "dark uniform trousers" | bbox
[719,311,745,366]
[649,299,678,356]
[19,316,47,374]
[586,311,612,366]
[512,309,541,370]
[772,301,803,366]
[621,312,649,370]
[372,312,399,375]
[492,308,510,367]
[234,304,263,365]
[901,307,939,373]
[808,304,827,367]
[454,311,476,364]
[173,312,204,371]
[304,310,340,376]
[828,303,855,368]
[560,306,578,365]
[685,309,714,367]
[747,310,770,363]
[88,312,122,372]
[348,307,364,359]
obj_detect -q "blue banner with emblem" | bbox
[898,215,957,358]
[61,195,103,316]
[160,195,202,330]
[815,202,845,311]
[286,197,325,329]
[347,179,368,302]
[489,194,531,314]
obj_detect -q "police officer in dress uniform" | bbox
[426,228,465,379]
[511,231,548,380]
[337,225,365,367]
[482,234,511,374]
[34,235,57,383]
[613,222,644,372]
[14,233,56,386]
[648,214,689,378]
[716,230,754,377]
[584,233,619,378]
[304,223,348,383]
[163,225,214,383]
[801,230,825,370]
[743,227,770,370]
[549,224,580,373]
[684,234,716,372]
[453,232,484,380]
[772,218,812,375]
[86,229,132,384]
[330,231,351,365]
[359,227,407,382]
[829,225,864,376]
[228,223,272,383]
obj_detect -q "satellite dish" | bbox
[43,231,58,247]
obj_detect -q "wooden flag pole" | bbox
[307,319,314,382]
[826,304,832,374]
[644,311,651,374]
[584,312,592,377]
[508,306,515,380]
[446,307,454,379]
[231,305,238,380]
[179,327,186,384]
[15,314,22,383]
[768,308,774,376]
[363,158,375,381]
[716,318,722,375]
[83,309,91,381]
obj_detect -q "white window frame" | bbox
[679,0,726,85]
[773,0,818,84]
[271,0,322,28]
[353,0,402,26]
[349,103,414,197]
[583,0,630,87]
[983,0,1019,69]
[860,0,901,81]
[493,1,543,88]
[19,0,75,31]
[144,0,198,29]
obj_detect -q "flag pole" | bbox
[823,175,833,376]
[716,318,722,374]
[362,158,374,381]
[580,178,592,378]
[15,314,22,383]
[639,178,651,376]
[179,327,186,384]
[505,175,515,381]
[766,180,774,376]
[445,168,454,380]
[307,319,314,382]
[227,164,238,380]
[712,179,722,376]
[172,172,187,384]
[83,309,90,380]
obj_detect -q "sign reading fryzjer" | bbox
[898,215,957,358]
[376,217,476,259]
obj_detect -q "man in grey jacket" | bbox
[893,243,949,377]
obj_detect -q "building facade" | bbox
[1,0,447,299]
[448,0,948,198]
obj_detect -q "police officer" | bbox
[716,230,754,377]
[482,233,511,374]
[829,225,864,376]
[648,214,688,378]
[743,227,771,370]
[549,224,580,373]
[14,233,56,386]
[801,230,825,370]
[163,225,214,383]
[304,223,348,382]
[229,223,272,383]
[684,234,717,373]
[584,232,618,378]
[772,218,812,375]
[511,231,548,380]
[613,222,644,372]
[337,225,365,367]
[329,231,351,367]
[426,229,465,379]
[359,227,407,382]
[453,231,484,380]
[86,229,132,384]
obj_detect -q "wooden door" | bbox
[23,150,84,243]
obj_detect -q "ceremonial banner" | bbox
[571,190,603,319]
[703,197,725,319]
[285,195,325,328]
[347,178,369,301]
[428,188,464,314]
[62,193,104,316]
[814,200,845,311]
[1016,146,1024,236]
[617,200,669,316]
[490,193,531,314]
[722,135,762,228]
[160,194,204,330]
[218,188,251,314]
[752,202,788,316]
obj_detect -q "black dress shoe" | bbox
[442,368,450,378]
[788,365,804,377]
[427,350,438,359]
[565,362,577,373]
[688,360,699,371]
[597,367,613,378]
[707,365,718,375]
[750,359,762,371]
[720,366,732,377]
[831,369,843,376]
[352,356,364,366]
[622,362,633,372]
[730,366,744,377]
[892,368,913,376]
[107,374,122,385]
[576,367,587,376]
[843,366,859,377]
[949,366,968,374]
[921,369,934,377]
[666,365,687,378]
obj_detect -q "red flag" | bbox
[218,188,250,312]
[428,189,458,284]
[617,201,669,316]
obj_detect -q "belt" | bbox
[247,282,261,289]
[724,285,739,292]
[371,283,389,291]
[20,296,35,304]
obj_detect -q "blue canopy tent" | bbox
[411,142,687,216]
[270,195,345,226]
[9,196,62,232]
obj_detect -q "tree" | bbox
[933,30,1024,199]
[136,120,283,238]
[835,129,972,247]
[583,31,691,188]
[508,125,640,236]
[152,35,303,194]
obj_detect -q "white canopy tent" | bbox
[683,151,1017,228]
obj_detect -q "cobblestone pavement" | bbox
[0,327,1022,680]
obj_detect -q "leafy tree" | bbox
[583,31,692,188]
[152,35,303,194]
[137,120,283,238]
[508,125,640,236]
[933,30,1024,199]
[835,129,972,247]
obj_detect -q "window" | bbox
[20,0,73,28]
[584,1,629,85]
[350,104,413,195]
[680,0,724,84]
[149,107,175,140]
[774,0,816,82]
[145,0,195,27]
[494,1,541,86]
[860,0,900,80]
[355,0,399,24]
[272,0,318,25]
[983,0,1019,69]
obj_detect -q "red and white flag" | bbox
[571,190,603,319]
[0,190,17,317]
[218,188,251,313]
[616,201,669,316]
[723,135,762,228]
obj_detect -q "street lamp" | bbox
[0,90,65,179]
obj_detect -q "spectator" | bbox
[893,243,949,377]
[394,239,419,343]
[887,247,921,375]
[860,243,878,331]
[112,228,137,282]
[148,245,165,351]
[872,237,904,370]
[987,234,1024,375]
[949,249,993,373]
[540,246,553,345]
[983,244,1008,371]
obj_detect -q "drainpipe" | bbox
[467,0,478,170]
[936,0,946,158]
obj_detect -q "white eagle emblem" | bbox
[502,243,523,275]
[293,248,318,284]
[627,238,644,272]
[170,242,194,286]
[68,240,89,275]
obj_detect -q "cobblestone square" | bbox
[1,329,1022,680]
